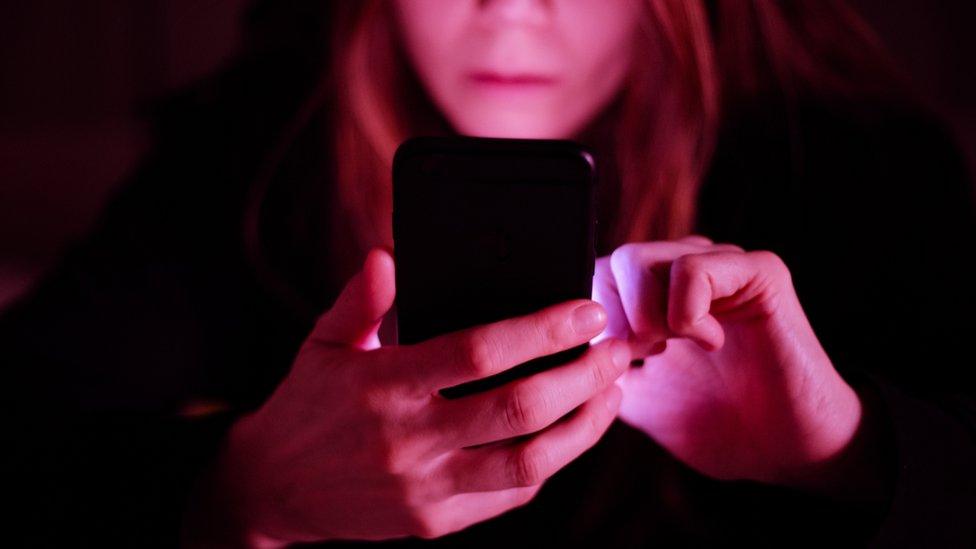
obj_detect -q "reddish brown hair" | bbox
[244,1,896,313]
[328,1,893,254]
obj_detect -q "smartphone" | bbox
[392,136,597,398]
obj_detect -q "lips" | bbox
[467,70,558,86]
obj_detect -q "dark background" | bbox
[1,0,974,309]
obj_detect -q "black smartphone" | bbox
[392,136,597,398]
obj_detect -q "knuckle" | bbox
[520,485,542,505]
[751,250,793,290]
[401,472,442,508]
[509,445,550,487]
[360,388,412,434]
[671,254,711,294]
[610,243,640,269]
[753,250,790,276]
[377,431,425,475]
[533,313,567,352]
[380,445,411,474]
[412,510,449,540]
[588,348,617,388]
[672,253,701,277]
[459,331,499,377]
[679,234,713,247]
[503,385,548,434]
[414,524,438,540]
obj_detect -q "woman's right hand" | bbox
[185,249,630,547]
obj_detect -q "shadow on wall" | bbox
[0,0,249,308]
[850,0,976,179]
[1,0,975,310]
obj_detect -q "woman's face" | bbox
[394,0,643,139]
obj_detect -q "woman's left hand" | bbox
[593,236,864,487]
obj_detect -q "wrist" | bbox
[777,379,896,510]
[181,422,291,549]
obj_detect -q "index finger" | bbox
[399,299,608,392]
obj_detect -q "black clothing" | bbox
[5,42,976,549]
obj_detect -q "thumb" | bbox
[310,247,396,349]
[591,257,632,345]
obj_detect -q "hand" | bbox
[185,249,630,546]
[592,236,863,487]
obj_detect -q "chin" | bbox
[452,114,576,140]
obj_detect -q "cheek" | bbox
[394,1,467,94]
[557,3,640,110]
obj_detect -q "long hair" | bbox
[331,0,718,254]
[244,0,898,315]
[329,0,894,253]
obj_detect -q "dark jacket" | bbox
[4,12,976,548]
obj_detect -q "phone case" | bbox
[393,136,597,398]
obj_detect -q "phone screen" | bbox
[393,136,597,397]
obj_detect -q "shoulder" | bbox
[699,93,974,248]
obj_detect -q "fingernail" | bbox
[611,341,631,369]
[572,302,606,335]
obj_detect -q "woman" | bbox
[5,0,975,547]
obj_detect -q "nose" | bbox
[476,0,553,27]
